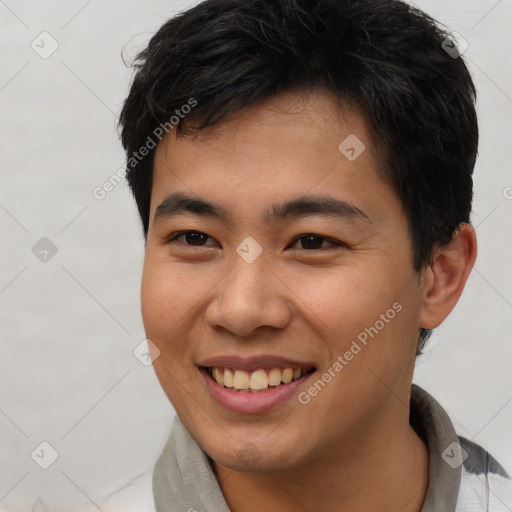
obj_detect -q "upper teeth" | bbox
[210,367,312,391]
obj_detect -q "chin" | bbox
[213,450,304,473]
[202,431,308,474]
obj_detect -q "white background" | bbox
[0,0,511,510]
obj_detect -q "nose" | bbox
[204,253,292,338]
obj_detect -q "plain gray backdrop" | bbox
[1,0,511,510]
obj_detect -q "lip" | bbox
[197,355,315,372]
[199,366,316,414]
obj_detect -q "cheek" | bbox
[140,254,224,362]
[140,258,193,351]
[140,261,199,404]
[308,264,420,368]
[297,265,399,333]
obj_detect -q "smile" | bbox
[198,356,317,412]
[205,366,315,392]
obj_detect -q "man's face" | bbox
[142,90,425,471]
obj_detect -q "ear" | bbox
[418,223,477,329]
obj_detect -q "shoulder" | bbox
[455,436,512,512]
[82,470,156,512]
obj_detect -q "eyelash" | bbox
[164,231,345,251]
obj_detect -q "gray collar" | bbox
[153,384,462,511]
[410,384,462,511]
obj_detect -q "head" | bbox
[120,0,478,472]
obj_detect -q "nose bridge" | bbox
[225,233,271,295]
[224,246,272,308]
[206,245,290,336]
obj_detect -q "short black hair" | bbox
[119,0,478,355]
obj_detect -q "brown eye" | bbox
[165,231,344,251]
[166,231,216,247]
[289,234,342,250]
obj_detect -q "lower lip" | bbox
[200,367,315,414]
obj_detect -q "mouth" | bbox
[197,356,318,413]
[202,366,316,392]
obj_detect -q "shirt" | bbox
[87,384,512,511]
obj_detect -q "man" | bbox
[88,0,512,510]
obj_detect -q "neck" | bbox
[214,413,429,512]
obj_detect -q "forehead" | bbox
[150,89,397,225]
[156,89,380,164]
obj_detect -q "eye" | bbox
[164,231,344,251]
[165,231,217,247]
[288,234,343,250]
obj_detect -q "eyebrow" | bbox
[153,192,371,225]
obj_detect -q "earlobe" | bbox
[418,223,477,329]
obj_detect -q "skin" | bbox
[141,89,477,511]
